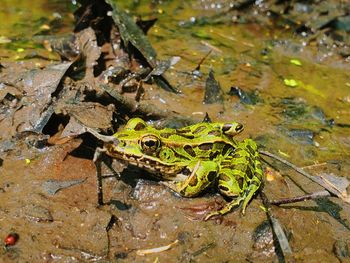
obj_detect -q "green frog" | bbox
[95,118,263,220]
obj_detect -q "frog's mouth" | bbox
[127,154,182,176]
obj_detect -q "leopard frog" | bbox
[97,118,263,220]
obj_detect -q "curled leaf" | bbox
[136,240,179,256]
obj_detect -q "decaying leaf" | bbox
[319,173,350,203]
[42,178,87,195]
[136,240,179,256]
[203,69,223,104]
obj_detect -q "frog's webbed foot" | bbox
[205,180,262,220]
[204,196,245,221]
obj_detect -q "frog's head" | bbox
[106,118,183,174]
[110,118,160,157]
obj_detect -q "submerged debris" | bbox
[228,86,261,105]
[42,178,87,195]
[203,69,223,104]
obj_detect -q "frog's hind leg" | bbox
[204,168,246,220]
[241,169,262,214]
[204,196,246,220]
[162,161,218,197]
[205,175,262,220]
[205,143,263,220]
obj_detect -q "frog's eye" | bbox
[222,122,244,135]
[234,123,243,132]
[140,135,161,153]
[125,118,147,131]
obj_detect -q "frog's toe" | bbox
[204,211,221,221]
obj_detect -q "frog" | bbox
[93,117,263,220]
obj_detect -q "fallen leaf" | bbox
[136,240,179,256]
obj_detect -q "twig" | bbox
[269,190,330,206]
[302,162,327,169]
[194,50,212,71]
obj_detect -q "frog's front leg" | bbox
[93,146,121,206]
[163,161,219,197]
[93,147,107,206]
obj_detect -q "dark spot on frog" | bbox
[246,169,254,179]
[222,144,232,155]
[179,134,195,139]
[184,145,196,157]
[207,171,216,181]
[181,167,191,176]
[134,122,146,131]
[199,143,213,151]
[208,130,221,136]
[237,177,244,189]
[176,128,191,134]
[160,132,173,138]
[219,185,229,192]
[246,144,256,154]
[209,151,219,160]
[193,125,207,134]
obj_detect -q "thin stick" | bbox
[269,190,330,206]
[194,50,212,71]
[260,192,292,256]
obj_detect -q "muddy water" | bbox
[1,0,350,262]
